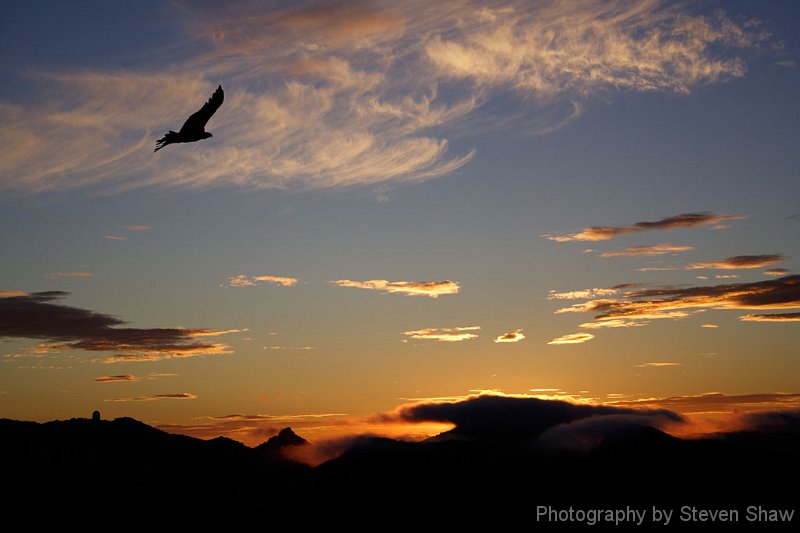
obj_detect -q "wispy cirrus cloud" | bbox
[106,393,196,402]
[765,268,789,276]
[228,275,298,287]
[493,329,525,343]
[548,332,594,345]
[740,312,800,322]
[332,279,459,298]
[688,254,784,270]
[546,213,744,242]
[600,244,693,257]
[404,326,479,342]
[558,275,800,326]
[122,225,152,231]
[0,2,768,194]
[0,291,238,363]
[635,362,682,368]
[104,235,127,241]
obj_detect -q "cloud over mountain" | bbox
[376,393,681,442]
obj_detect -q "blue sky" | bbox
[1,1,798,444]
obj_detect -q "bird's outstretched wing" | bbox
[179,85,224,134]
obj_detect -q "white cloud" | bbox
[548,332,594,345]
[548,288,618,300]
[332,279,459,298]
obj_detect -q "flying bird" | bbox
[154,85,224,152]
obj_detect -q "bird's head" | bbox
[203,132,213,139]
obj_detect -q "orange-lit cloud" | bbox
[765,268,789,276]
[275,3,403,46]
[0,290,29,297]
[688,254,784,270]
[404,326,479,342]
[557,276,800,325]
[147,372,178,379]
[95,374,138,383]
[600,244,693,257]
[701,323,719,328]
[548,288,617,300]
[107,393,196,402]
[228,274,298,287]
[740,312,800,322]
[332,279,459,298]
[546,213,744,242]
[548,332,594,345]
[609,392,800,414]
[264,345,316,350]
[493,329,525,343]
[635,362,682,368]
[0,291,236,363]
[579,319,645,329]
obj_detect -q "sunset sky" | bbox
[1,0,798,446]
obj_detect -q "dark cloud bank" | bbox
[2,395,798,532]
[0,291,230,361]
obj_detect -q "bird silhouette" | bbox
[154,85,224,152]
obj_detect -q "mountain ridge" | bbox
[2,414,797,532]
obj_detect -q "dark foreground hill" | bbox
[1,414,798,532]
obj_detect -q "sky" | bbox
[1,0,799,446]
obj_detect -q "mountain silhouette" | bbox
[2,414,798,532]
[154,85,224,152]
[256,426,309,453]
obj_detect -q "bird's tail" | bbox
[154,131,179,152]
